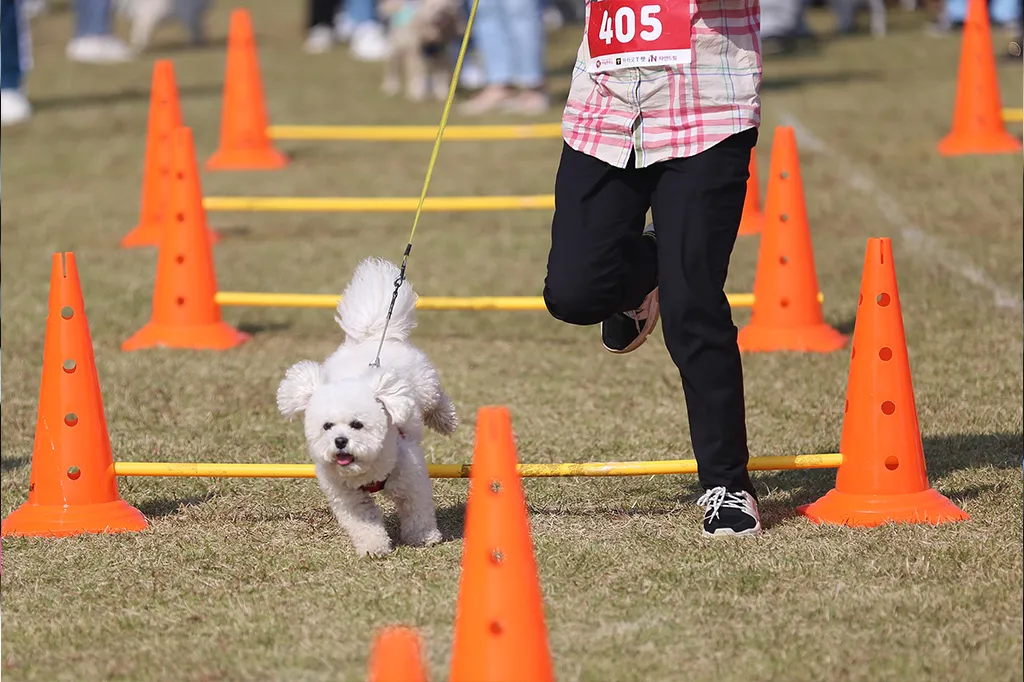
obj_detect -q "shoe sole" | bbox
[603,291,660,354]
[702,524,762,538]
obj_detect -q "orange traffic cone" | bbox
[2,253,149,538]
[123,127,249,351]
[738,147,764,236]
[737,126,846,353]
[800,238,969,526]
[206,9,288,171]
[367,627,429,682]
[449,406,554,682]
[937,0,1022,156]
[122,60,189,249]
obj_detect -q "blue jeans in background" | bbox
[345,0,377,24]
[74,0,114,37]
[945,0,1021,23]
[1,0,26,90]
[471,0,544,88]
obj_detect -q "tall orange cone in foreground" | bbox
[737,126,846,353]
[206,8,288,170]
[123,128,249,351]
[367,627,429,682]
[800,238,969,526]
[2,253,149,538]
[937,0,1021,156]
[449,407,554,682]
[738,147,764,236]
[122,60,191,249]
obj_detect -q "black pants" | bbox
[543,128,757,496]
[308,0,340,28]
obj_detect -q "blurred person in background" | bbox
[459,0,547,115]
[932,0,1022,32]
[761,0,814,54]
[66,0,133,63]
[1,0,32,126]
[305,0,390,59]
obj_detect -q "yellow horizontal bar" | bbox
[267,123,564,141]
[1003,108,1022,123]
[113,454,842,480]
[213,292,776,310]
[202,195,555,213]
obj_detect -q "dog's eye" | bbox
[322,422,334,431]
[349,420,364,430]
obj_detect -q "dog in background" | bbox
[378,0,466,101]
[113,0,211,50]
[277,258,458,557]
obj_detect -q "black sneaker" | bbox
[601,224,659,354]
[697,487,762,537]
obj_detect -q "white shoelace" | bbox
[696,486,750,522]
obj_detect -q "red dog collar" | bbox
[358,428,407,493]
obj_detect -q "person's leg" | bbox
[943,0,967,24]
[348,0,388,60]
[68,0,132,62]
[306,0,340,52]
[1,0,32,126]
[648,128,758,504]
[991,0,1021,25]
[503,0,548,112]
[543,143,657,328]
[1,0,23,90]
[74,0,113,36]
[460,0,518,113]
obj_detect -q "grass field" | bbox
[2,2,1023,681]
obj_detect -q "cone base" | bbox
[738,212,764,236]
[798,487,969,527]
[2,499,148,537]
[206,146,288,171]
[737,321,847,353]
[937,130,1022,156]
[121,225,222,249]
[122,320,250,351]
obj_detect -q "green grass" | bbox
[2,3,1023,681]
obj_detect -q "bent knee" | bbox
[543,279,616,326]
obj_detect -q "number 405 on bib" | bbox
[585,0,692,73]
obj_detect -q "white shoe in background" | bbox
[349,22,390,61]
[305,25,335,53]
[1,89,32,127]
[66,35,135,64]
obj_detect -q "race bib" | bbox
[586,0,692,73]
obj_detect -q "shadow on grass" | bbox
[32,84,223,112]
[437,502,467,541]
[146,38,229,56]
[1,455,29,473]
[135,492,217,518]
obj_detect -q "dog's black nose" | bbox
[334,436,349,451]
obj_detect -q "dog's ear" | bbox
[277,360,322,419]
[371,368,418,428]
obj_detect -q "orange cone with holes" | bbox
[367,627,429,682]
[937,0,1022,156]
[206,8,288,170]
[800,238,969,526]
[123,127,249,351]
[2,253,149,538]
[737,126,846,353]
[738,147,764,236]
[122,60,202,249]
[449,407,554,682]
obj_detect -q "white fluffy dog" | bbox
[276,258,457,557]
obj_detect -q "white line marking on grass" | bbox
[779,114,1024,315]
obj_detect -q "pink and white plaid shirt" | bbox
[562,0,762,169]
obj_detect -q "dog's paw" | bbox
[354,537,394,558]
[401,524,443,547]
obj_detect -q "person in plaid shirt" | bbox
[542,0,763,537]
